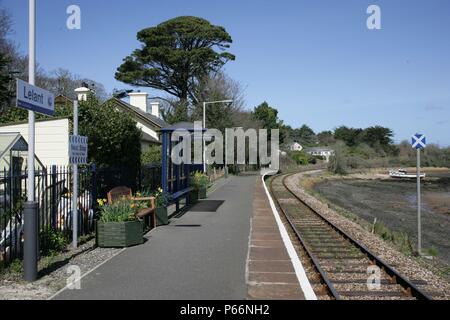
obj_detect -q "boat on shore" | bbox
[389,169,426,179]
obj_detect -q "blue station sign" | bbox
[16,79,55,116]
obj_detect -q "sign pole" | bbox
[72,100,79,249]
[203,102,206,174]
[24,0,38,282]
[417,148,422,255]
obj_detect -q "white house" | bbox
[0,118,70,167]
[106,92,168,152]
[305,147,335,162]
[289,142,303,152]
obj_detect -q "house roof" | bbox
[305,147,334,152]
[161,122,207,132]
[0,133,28,160]
[108,98,168,129]
[141,132,161,145]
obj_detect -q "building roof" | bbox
[0,117,70,128]
[108,98,168,129]
[161,122,207,132]
[0,133,28,160]
[305,147,334,152]
[141,132,162,145]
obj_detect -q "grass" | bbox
[424,247,439,257]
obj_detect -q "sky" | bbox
[3,0,450,145]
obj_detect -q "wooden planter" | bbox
[189,190,199,205]
[156,207,169,226]
[198,187,207,199]
[96,220,144,248]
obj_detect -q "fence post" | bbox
[91,164,97,216]
[51,165,57,231]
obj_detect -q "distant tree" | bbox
[297,125,317,146]
[328,142,347,175]
[0,51,12,109]
[116,16,235,119]
[317,131,335,146]
[191,72,245,131]
[252,102,280,131]
[334,126,363,147]
[360,126,393,148]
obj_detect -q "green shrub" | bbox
[8,259,23,275]
[190,171,209,191]
[40,227,68,256]
[291,151,310,165]
[141,145,162,164]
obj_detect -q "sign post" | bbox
[411,133,426,255]
[20,0,55,282]
[69,123,88,249]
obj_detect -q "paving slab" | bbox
[247,177,306,300]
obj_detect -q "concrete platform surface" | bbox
[54,175,254,300]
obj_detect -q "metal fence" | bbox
[0,164,161,267]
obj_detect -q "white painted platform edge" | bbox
[261,171,318,301]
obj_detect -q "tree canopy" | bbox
[115,16,235,115]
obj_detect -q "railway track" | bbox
[269,172,433,300]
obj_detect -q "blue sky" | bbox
[3,0,450,145]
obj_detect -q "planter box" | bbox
[198,187,207,199]
[96,220,143,248]
[189,190,199,205]
[156,207,169,226]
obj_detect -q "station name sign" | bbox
[16,79,55,116]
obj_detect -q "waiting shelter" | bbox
[160,122,205,211]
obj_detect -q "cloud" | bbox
[436,120,449,126]
[425,105,445,112]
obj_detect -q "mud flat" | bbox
[313,172,450,265]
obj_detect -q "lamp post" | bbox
[72,87,89,249]
[202,100,233,174]
[225,127,243,178]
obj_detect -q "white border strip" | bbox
[261,171,317,300]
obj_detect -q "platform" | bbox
[246,176,308,300]
[52,174,313,300]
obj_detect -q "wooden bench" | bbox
[170,186,194,212]
[107,187,156,228]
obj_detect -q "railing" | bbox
[0,164,162,268]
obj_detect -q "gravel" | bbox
[0,240,122,300]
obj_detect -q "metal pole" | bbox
[27,0,36,201]
[203,102,206,174]
[24,0,38,282]
[72,100,79,249]
[23,202,38,281]
[225,129,228,178]
[417,148,422,255]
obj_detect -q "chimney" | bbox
[75,87,91,102]
[150,101,160,119]
[128,92,148,113]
